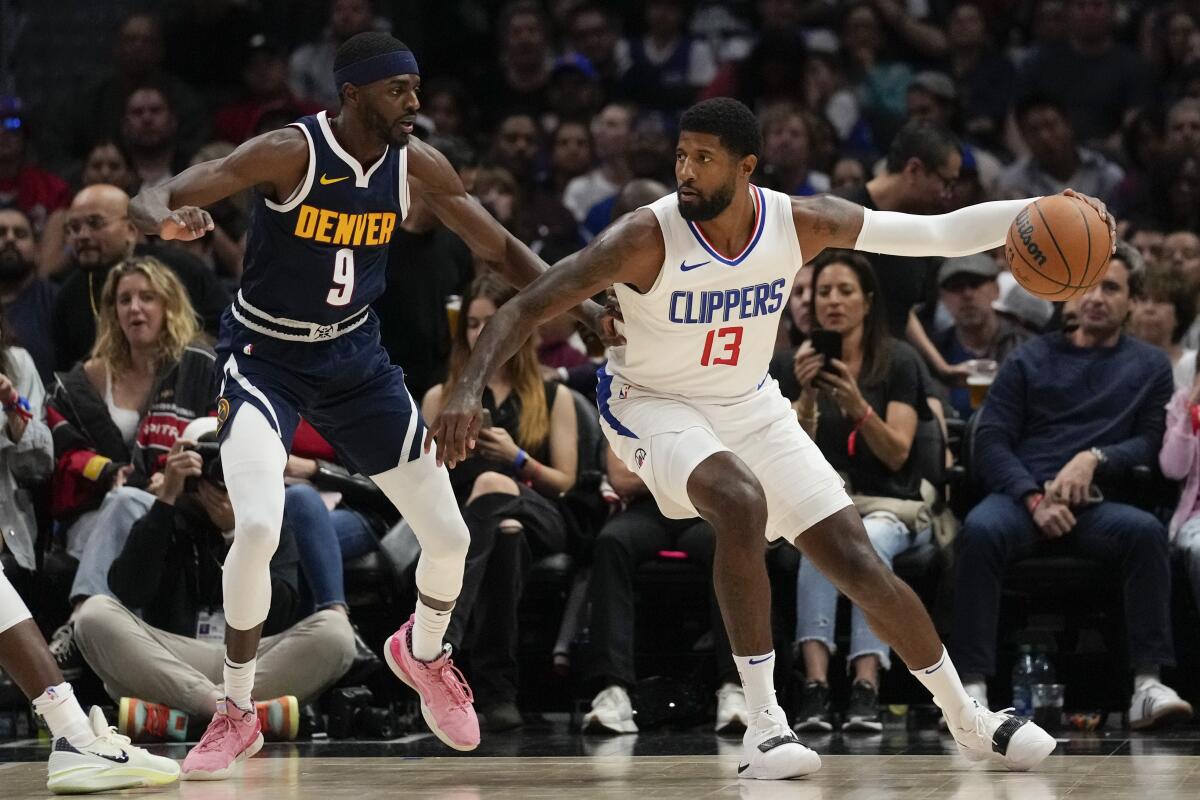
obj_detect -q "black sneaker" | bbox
[842,680,882,732]
[793,681,834,732]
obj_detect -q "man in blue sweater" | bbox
[952,256,1194,730]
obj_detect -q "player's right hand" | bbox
[426,392,483,468]
[160,207,215,241]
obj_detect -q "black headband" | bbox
[334,49,420,87]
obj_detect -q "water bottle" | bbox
[1011,644,1035,718]
[1032,647,1056,686]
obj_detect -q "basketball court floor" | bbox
[4,723,1199,799]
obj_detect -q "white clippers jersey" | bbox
[604,185,803,401]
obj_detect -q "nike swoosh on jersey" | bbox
[319,174,350,185]
[680,260,711,272]
[88,749,130,764]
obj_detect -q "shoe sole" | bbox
[582,716,638,735]
[841,718,883,733]
[384,634,478,752]
[1130,703,1194,730]
[793,719,834,733]
[737,746,822,780]
[181,733,264,781]
[47,765,179,794]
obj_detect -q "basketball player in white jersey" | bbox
[430,98,1115,779]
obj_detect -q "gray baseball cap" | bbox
[938,254,1000,286]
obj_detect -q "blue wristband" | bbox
[513,449,528,472]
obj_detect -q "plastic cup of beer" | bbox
[446,295,462,334]
[965,359,998,409]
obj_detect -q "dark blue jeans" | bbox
[951,493,1175,677]
[284,484,379,613]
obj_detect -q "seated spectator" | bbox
[45,256,218,670]
[172,143,248,281]
[841,4,914,146]
[422,273,577,732]
[1159,357,1200,622]
[1128,222,1165,265]
[119,85,191,190]
[71,423,354,736]
[757,104,830,197]
[52,184,229,370]
[545,55,604,131]
[485,114,580,253]
[564,3,621,97]
[768,261,815,398]
[0,316,53,575]
[289,0,380,111]
[1128,259,1197,390]
[614,0,718,114]
[1014,0,1152,145]
[831,157,867,191]
[563,103,634,222]
[0,96,71,237]
[952,257,1194,730]
[997,96,1124,204]
[0,208,57,382]
[214,36,323,145]
[479,1,555,129]
[931,255,1032,420]
[944,1,1016,150]
[545,120,593,197]
[422,77,473,139]
[581,445,745,736]
[789,251,932,733]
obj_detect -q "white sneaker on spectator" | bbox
[583,685,637,734]
[948,700,1056,771]
[1129,680,1194,730]
[47,623,82,678]
[715,683,748,734]
[738,705,821,780]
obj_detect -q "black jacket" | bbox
[108,497,300,638]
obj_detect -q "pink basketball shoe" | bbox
[181,698,263,781]
[384,615,479,751]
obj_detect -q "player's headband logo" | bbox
[335,50,420,87]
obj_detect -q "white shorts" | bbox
[598,375,852,542]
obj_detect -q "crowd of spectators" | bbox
[3,0,1200,738]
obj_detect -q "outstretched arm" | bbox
[130,128,308,241]
[407,138,608,333]
[425,209,664,467]
[792,189,1114,261]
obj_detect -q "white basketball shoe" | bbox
[737,706,821,780]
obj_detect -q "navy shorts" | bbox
[213,308,425,476]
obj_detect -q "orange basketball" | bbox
[1004,195,1112,301]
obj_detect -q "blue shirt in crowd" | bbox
[975,332,1174,501]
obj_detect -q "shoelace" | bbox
[967,706,1015,741]
[194,712,241,753]
[49,627,75,662]
[437,659,474,708]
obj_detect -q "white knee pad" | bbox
[372,456,470,604]
[220,406,288,630]
[0,563,33,635]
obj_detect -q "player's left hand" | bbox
[426,391,483,468]
[814,359,869,421]
[160,207,215,241]
[1062,189,1117,254]
[475,426,520,463]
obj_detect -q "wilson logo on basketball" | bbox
[1014,208,1048,266]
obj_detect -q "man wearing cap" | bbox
[932,255,1031,419]
[130,31,607,776]
[0,97,71,236]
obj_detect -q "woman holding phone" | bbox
[422,273,578,732]
[789,250,931,734]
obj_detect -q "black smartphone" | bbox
[810,329,842,372]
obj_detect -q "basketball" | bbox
[1004,194,1113,301]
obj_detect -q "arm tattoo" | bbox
[808,195,853,236]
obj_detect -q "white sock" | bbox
[733,651,778,716]
[1134,667,1161,693]
[222,656,256,711]
[910,647,975,728]
[411,598,452,662]
[32,683,93,746]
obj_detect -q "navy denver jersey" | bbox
[239,110,409,325]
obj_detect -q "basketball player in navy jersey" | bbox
[130,33,603,778]
[431,98,1115,780]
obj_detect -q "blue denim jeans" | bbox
[951,493,1174,677]
[283,484,378,612]
[69,487,157,603]
[796,511,931,671]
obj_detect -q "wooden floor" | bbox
[5,750,1200,799]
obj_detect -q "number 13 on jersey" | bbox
[700,326,743,366]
